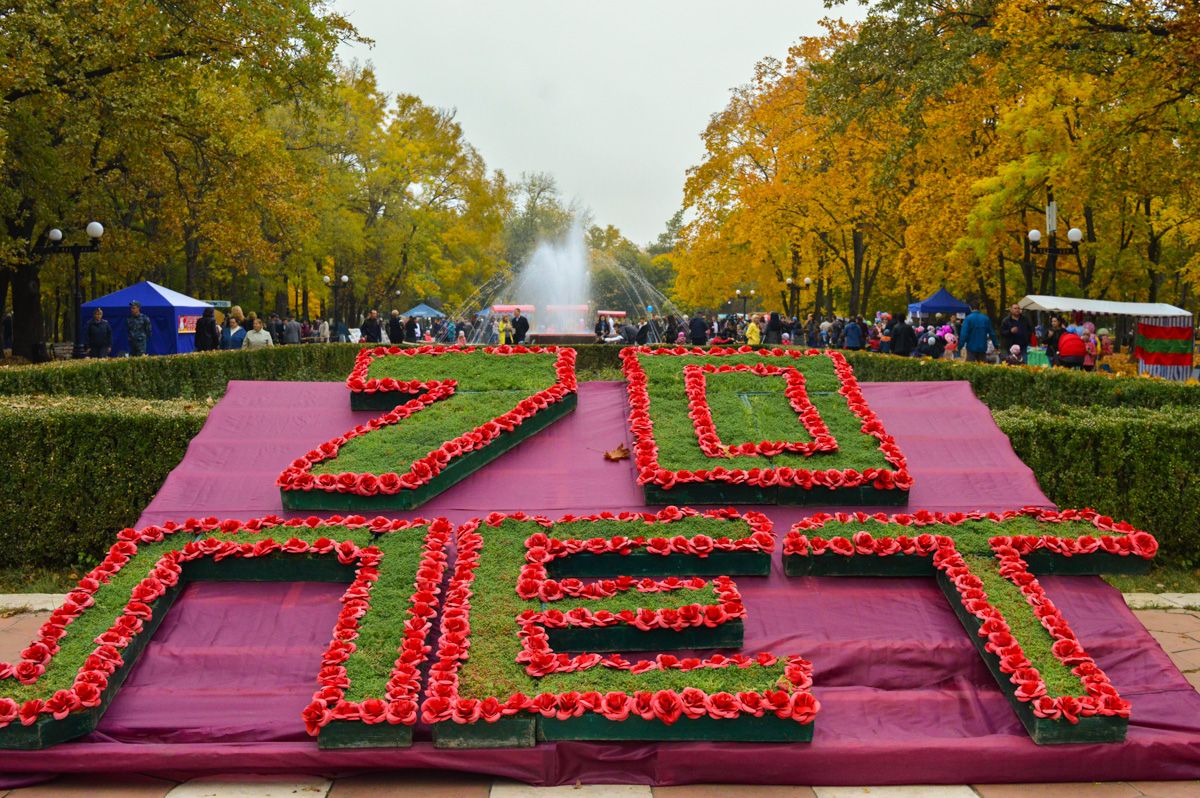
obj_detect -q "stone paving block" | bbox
[0,612,51,662]
[491,784,652,798]
[1161,594,1200,609]
[1134,610,1200,635]
[1125,593,1175,610]
[1186,671,1200,690]
[166,776,332,798]
[7,774,177,797]
[0,594,66,613]
[1150,630,1200,654]
[1126,781,1200,797]
[654,786,816,798]
[972,784,1141,798]
[814,787,978,798]
[1168,648,1200,672]
[330,772,491,798]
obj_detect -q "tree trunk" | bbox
[998,252,1008,310]
[11,260,48,361]
[848,227,865,318]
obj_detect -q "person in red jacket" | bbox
[1056,326,1086,369]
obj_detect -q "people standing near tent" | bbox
[960,304,999,363]
[890,314,918,357]
[126,301,152,356]
[1056,326,1086,368]
[404,315,418,343]
[764,312,783,345]
[319,319,331,343]
[387,310,403,345]
[1000,304,1033,362]
[360,309,383,343]
[194,308,221,352]
[689,314,709,346]
[242,317,274,350]
[86,308,112,358]
[498,315,512,345]
[746,315,762,346]
[221,317,246,350]
[511,308,530,344]
[1043,316,1064,365]
[282,316,301,345]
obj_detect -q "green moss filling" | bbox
[636,353,890,473]
[365,351,557,391]
[320,353,561,476]
[564,583,722,614]
[458,519,787,700]
[703,371,815,447]
[803,519,1111,698]
[3,525,425,710]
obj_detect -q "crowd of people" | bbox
[590,303,1124,370]
[70,298,1130,372]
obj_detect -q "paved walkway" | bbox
[1,599,1199,797]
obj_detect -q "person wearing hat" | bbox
[126,301,152,356]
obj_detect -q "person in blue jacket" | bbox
[841,317,865,350]
[959,304,999,363]
[221,316,247,350]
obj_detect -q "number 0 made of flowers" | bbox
[784,508,1159,745]
[422,509,819,747]
[0,516,451,751]
[278,346,578,511]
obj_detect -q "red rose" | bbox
[829,537,854,556]
[788,693,820,724]
[706,691,739,719]
[18,699,43,726]
[651,690,683,725]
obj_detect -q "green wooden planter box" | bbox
[281,393,577,511]
[785,553,934,578]
[1022,551,1151,576]
[937,572,1127,744]
[546,620,744,653]
[432,715,538,748]
[183,554,356,582]
[317,719,413,749]
[350,390,425,412]
[539,712,814,743]
[642,482,909,507]
[0,587,182,750]
[547,549,770,578]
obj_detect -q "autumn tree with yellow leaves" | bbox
[676,0,1200,321]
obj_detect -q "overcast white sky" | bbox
[333,1,863,245]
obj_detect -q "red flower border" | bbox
[783,507,1158,724]
[620,346,911,491]
[279,346,577,497]
[0,515,447,735]
[684,363,837,457]
[422,509,820,728]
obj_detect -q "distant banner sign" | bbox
[178,315,200,334]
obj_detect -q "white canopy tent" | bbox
[1017,295,1191,318]
[1017,295,1195,381]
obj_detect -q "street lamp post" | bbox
[786,276,813,318]
[323,274,349,332]
[33,222,104,358]
[735,288,755,317]
[1026,189,1084,295]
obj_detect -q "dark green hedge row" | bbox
[995,406,1200,566]
[2,344,1196,409]
[0,397,209,569]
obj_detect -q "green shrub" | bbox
[0,396,209,569]
[843,351,1200,410]
[994,406,1200,565]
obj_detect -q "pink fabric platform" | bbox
[2,379,1198,785]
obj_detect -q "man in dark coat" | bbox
[689,315,709,346]
[511,309,530,344]
[387,311,404,344]
[999,303,1033,362]
[194,308,221,352]
[126,301,152,356]
[86,308,112,358]
[890,315,918,357]
[404,315,418,343]
[360,309,383,343]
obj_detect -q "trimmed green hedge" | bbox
[995,406,1200,566]
[2,345,1197,410]
[0,396,209,569]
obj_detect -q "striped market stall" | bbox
[1018,295,1196,381]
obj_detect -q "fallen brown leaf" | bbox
[603,443,630,461]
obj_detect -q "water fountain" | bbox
[449,219,682,344]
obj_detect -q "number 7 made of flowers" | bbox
[278,346,578,511]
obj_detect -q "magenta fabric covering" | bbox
[2,379,1198,785]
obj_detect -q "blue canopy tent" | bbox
[81,281,212,356]
[908,288,970,318]
[401,302,445,318]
